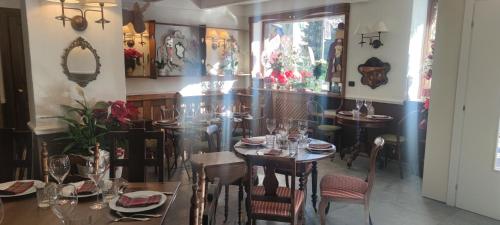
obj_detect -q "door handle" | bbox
[17,89,24,93]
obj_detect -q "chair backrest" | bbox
[244,116,266,137]
[41,142,49,183]
[247,155,297,219]
[108,128,165,182]
[160,106,179,120]
[306,100,325,124]
[205,124,220,153]
[0,128,33,182]
[366,137,385,198]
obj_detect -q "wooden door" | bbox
[455,0,500,219]
[0,8,29,130]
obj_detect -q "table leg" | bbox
[311,161,318,212]
[224,185,229,223]
[238,183,243,225]
[347,127,367,168]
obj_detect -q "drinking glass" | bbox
[102,178,127,204]
[355,99,363,111]
[49,155,71,185]
[36,182,52,208]
[288,136,298,157]
[266,118,276,135]
[364,99,372,109]
[0,198,4,225]
[51,184,78,225]
[86,157,109,210]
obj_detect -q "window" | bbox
[419,0,438,100]
[250,4,349,93]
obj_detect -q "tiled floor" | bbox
[161,156,500,225]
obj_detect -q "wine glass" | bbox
[49,155,71,185]
[355,99,363,111]
[86,157,109,210]
[266,118,276,135]
[298,120,308,135]
[0,198,4,224]
[282,118,292,134]
[51,184,78,225]
[364,99,372,110]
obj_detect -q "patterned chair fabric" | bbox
[320,174,368,200]
[252,189,304,217]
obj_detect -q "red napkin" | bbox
[264,149,282,156]
[0,181,34,195]
[242,138,264,145]
[117,194,162,208]
[77,181,96,195]
[309,144,332,150]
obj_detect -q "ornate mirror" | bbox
[62,37,101,87]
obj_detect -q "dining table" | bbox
[233,137,336,212]
[335,112,393,167]
[2,181,181,225]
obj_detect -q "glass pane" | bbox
[495,119,500,171]
[261,15,345,91]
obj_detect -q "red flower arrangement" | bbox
[108,100,139,125]
[300,70,312,79]
[124,48,143,59]
[284,70,294,79]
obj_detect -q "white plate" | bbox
[306,144,334,151]
[367,115,392,119]
[109,191,167,213]
[0,180,43,197]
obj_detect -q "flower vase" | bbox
[75,148,110,180]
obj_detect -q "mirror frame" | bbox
[62,37,101,87]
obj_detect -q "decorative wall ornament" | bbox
[358,57,390,89]
[62,37,101,87]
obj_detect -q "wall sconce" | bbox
[123,24,148,47]
[47,0,117,31]
[209,30,230,50]
[355,22,389,49]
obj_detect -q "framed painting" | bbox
[155,23,203,76]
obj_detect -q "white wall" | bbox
[242,0,368,16]
[22,0,126,134]
[346,0,413,104]
[124,0,250,95]
[422,0,466,202]
[0,0,20,9]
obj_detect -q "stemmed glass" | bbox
[49,155,71,185]
[51,184,78,225]
[86,157,109,210]
[282,118,292,134]
[355,99,364,112]
[0,198,4,224]
[266,118,276,135]
[364,99,373,115]
[298,120,308,135]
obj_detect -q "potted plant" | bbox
[56,90,139,177]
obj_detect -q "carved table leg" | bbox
[347,127,366,168]
[224,185,229,223]
[299,176,305,191]
[311,161,318,212]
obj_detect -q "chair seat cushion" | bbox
[317,125,342,132]
[320,174,368,200]
[381,134,405,143]
[251,187,304,217]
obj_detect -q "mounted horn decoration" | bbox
[122,2,150,33]
[358,57,390,89]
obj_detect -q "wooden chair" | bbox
[0,128,33,182]
[246,155,305,225]
[190,163,222,225]
[306,100,342,148]
[380,111,418,179]
[107,128,166,181]
[160,105,179,120]
[319,137,385,225]
[190,124,220,154]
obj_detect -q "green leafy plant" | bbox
[55,94,108,156]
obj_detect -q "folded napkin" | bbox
[77,181,96,195]
[309,144,332,150]
[157,119,177,124]
[264,149,282,156]
[242,138,264,145]
[117,194,162,208]
[0,181,34,195]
